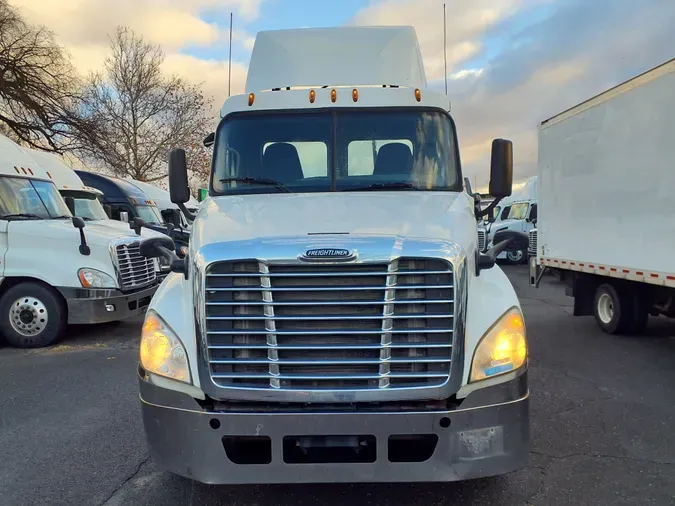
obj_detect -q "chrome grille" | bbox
[203,258,455,391]
[477,229,487,252]
[115,242,157,290]
[528,229,537,255]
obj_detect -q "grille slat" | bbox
[115,242,156,290]
[204,258,454,391]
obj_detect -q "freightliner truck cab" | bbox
[137,26,530,484]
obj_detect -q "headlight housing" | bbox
[470,307,527,382]
[78,268,116,288]
[140,311,191,383]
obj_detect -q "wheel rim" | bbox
[597,293,614,324]
[10,296,48,337]
[508,250,524,262]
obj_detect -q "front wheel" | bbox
[0,282,66,348]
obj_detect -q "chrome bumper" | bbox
[139,371,529,484]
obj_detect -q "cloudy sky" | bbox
[9,0,675,187]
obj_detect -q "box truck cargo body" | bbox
[530,58,675,334]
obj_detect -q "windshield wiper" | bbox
[219,177,291,193]
[51,215,72,220]
[0,213,44,220]
[343,182,422,192]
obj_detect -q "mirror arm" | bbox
[78,229,90,256]
[177,202,196,223]
[475,238,513,276]
[476,197,503,220]
[156,245,189,280]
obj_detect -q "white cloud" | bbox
[353,0,675,186]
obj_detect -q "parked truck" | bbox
[0,135,161,348]
[530,58,675,334]
[136,26,530,484]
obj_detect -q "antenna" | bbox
[443,3,448,95]
[228,12,233,97]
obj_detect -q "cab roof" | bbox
[0,135,45,179]
[245,26,427,93]
[21,148,97,193]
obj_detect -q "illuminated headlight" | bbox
[78,268,116,288]
[140,311,191,383]
[470,307,527,382]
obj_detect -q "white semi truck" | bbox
[136,26,530,484]
[0,135,161,348]
[530,58,675,334]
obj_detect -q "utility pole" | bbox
[443,3,448,95]
[228,13,233,97]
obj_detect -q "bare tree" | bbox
[0,0,86,151]
[75,27,213,182]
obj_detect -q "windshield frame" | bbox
[209,106,464,196]
[0,175,72,220]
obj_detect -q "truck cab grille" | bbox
[477,229,487,252]
[528,229,537,256]
[115,242,156,290]
[203,258,455,391]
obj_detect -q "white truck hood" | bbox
[86,219,166,239]
[191,192,475,249]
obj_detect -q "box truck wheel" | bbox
[593,283,632,334]
[506,250,526,265]
[0,282,66,348]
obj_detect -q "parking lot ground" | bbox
[1,265,675,505]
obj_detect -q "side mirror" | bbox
[140,236,187,278]
[493,230,529,252]
[203,132,215,148]
[120,211,129,223]
[64,196,76,215]
[103,204,112,218]
[169,148,190,205]
[161,208,181,228]
[130,217,145,236]
[72,216,85,229]
[71,217,90,256]
[527,205,538,223]
[489,139,513,198]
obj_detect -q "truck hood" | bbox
[191,192,475,249]
[8,219,150,248]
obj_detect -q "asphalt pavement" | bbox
[1,265,674,506]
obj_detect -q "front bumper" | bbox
[58,283,158,324]
[139,371,529,484]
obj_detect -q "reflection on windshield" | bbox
[508,203,529,220]
[212,110,461,195]
[66,191,109,221]
[134,205,162,224]
[0,177,72,219]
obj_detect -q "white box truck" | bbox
[135,26,530,484]
[530,58,675,334]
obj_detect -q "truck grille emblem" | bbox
[300,248,355,261]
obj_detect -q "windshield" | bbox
[508,203,530,220]
[0,177,72,219]
[135,205,162,224]
[212,109,461,194]
[62,190,108,221]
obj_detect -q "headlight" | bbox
[470,307,527,382]
[78,268,116,288]
[140,311,191,383]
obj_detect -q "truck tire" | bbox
[506,250,526,265]
[0,282,66,348]
[593,283,632,334]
